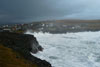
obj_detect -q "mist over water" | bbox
[26,31,100,67]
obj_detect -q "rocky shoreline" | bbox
[0,32,52,67]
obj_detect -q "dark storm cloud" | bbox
[0,0,100,23]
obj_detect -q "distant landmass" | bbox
[1,19,100,33]
[28,19,100,33]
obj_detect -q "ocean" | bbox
[26,31,100,67]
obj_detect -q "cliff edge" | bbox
[0,32,51,67]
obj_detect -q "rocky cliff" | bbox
[0,32,51,67]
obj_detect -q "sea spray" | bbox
[26,31,100,67]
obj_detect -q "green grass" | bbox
[0,44,37,67]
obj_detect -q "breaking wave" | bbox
[26,31,100,67]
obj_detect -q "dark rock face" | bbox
[0,32,42,53]
[0,32,51,67]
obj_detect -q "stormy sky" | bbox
[0,0,100,23]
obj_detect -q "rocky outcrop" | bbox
[0,32,51,67]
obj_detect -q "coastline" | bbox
[0,32,51,67]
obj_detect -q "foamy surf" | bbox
[26,31,100,67]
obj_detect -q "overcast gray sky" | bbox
[0,0,100,23]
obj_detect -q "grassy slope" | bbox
[0,44,37,67]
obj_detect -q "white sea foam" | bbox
[26,31,100,67]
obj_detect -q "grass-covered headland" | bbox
[0,32,51,67]
[0,45,37,67]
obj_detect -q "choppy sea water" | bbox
[26,31,100,67]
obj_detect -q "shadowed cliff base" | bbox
[0,32,51,67]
